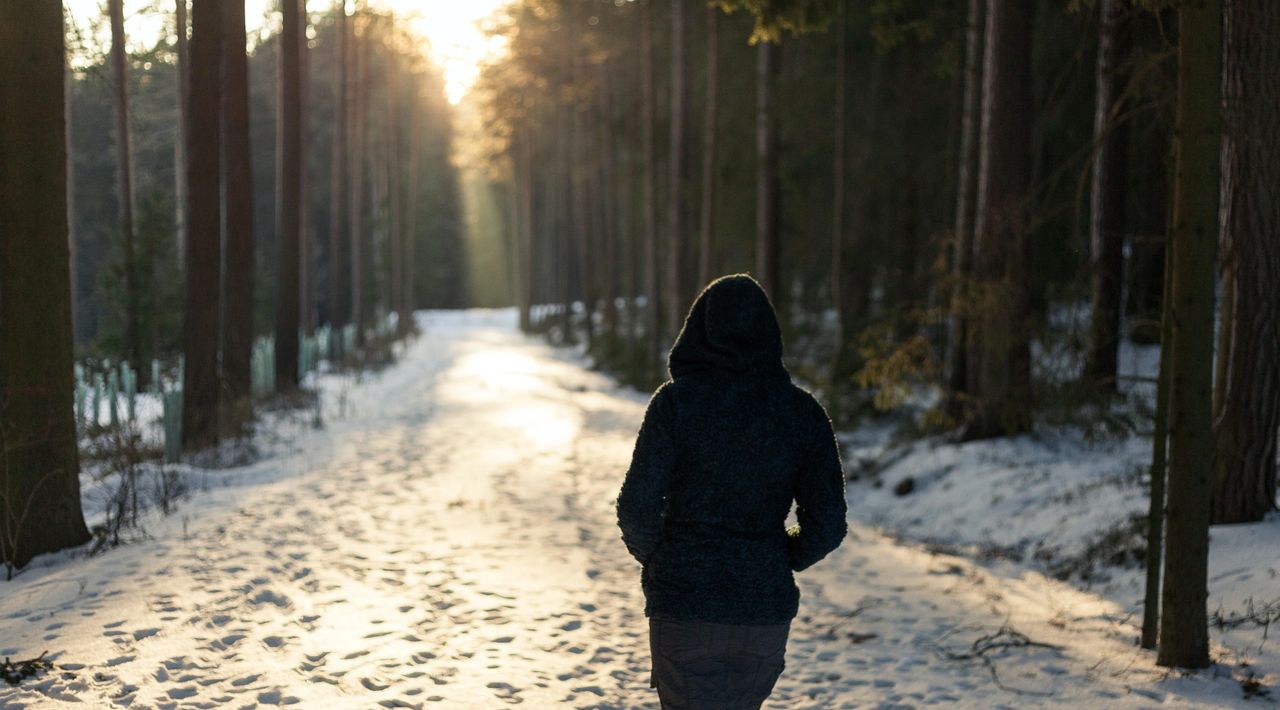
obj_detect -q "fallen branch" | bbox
[1,651,52,686]
[1211,597,1280,637]
[933,624,1066,697]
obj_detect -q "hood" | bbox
[668,274,787,380]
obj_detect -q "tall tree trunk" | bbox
[556,87,574,343]
[1211,0,1280,525]
[1142,237,1173,649]
[275,0,302,390]
[1157,0,1220,671]
[66,45,80,348]
[349,7,367,345]
[640,2,660,374]
[182,0,224,451]
[0,0,92,570]
[755,41,780,302]
[299,12,312,333]
[665,0,688,337]
[508,137,526,331]
[963,0,1033,441]
[830,52,885,400]
[570,11,595,347]
[387,51,403,331]
[697,4,719,288]
[517,125,534,331]
[1083,0,1133,392]
[370,107,387,316]
[597,59,620,348]
[221,0,256,411]
[830,0,847,369]
[175,0,190,269]
[108,0,141,372]
[946,0,984,414]
[404,92,421,329]
[328,0,348,331]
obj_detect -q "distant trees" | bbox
[52,0,460,453]
[0,0,458,569]
[0,0,92,569]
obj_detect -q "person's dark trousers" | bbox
[648,618,790,710]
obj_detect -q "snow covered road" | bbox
[0,311,1256,708]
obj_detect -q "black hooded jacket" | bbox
[616,274,848,626]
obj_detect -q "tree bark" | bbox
[1213,257,1234,420]
[1211,0,1280,525]
[1157,0,1220,671]
[963,0,1033,441]
[698,5,719,289]
[1083,0,1132,392]
[108,0,141,372]
[183,0,224,450]
[754,41,780,302]
[0,0,92,569]
[328,0,348,331]
[946,0,984,414]
[275,0,302,390]
[222,0,256,409]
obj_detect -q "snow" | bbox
[1,309,1274,708]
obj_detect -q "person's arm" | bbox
[787,399,848,571]
[616,385,677,565]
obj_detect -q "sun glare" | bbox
[387,0,512,105]
[64,0,511,105]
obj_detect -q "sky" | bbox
[63,0,511,104]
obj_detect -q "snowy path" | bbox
[0,311,1254,708]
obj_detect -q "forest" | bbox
[0,0,1277,705]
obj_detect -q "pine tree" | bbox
[0,0,93,570]
[182,0,224,451]
[1157,0,1221,670]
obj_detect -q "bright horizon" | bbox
[62,0,511,104]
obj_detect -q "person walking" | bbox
[617,274,849,709]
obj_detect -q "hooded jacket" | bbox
[616,274,848,626]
